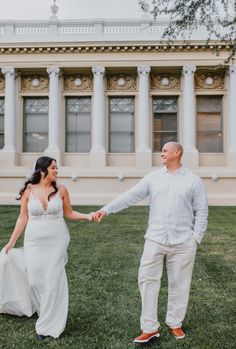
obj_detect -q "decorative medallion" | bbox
[151,73,180,90]
[21,75,49,91]
[63,74,93,91]
[195,71,225,89]
[107,74,136,91]
[0,76,4,91]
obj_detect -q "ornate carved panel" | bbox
[195,71,225,89]
[63,74,93,91]
[0,76,4,91]
[151,73,180,90]
[107,74,137,91]
[21,75,49,92]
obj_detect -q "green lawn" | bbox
[0,206,235,349]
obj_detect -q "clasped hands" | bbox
[90,210,107,222]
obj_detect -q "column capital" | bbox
[182,65,196,76]
[137,65,150,75]
[229,65,236,75]
[92,66,105,76]
[1,67,15,77]
[47,66,60,76]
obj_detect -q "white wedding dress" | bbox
[0,190,70,338]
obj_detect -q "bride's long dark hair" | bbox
[17,156,58,201]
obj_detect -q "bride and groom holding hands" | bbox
[0,142,208,344]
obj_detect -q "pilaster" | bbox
[0,67,18,166]
[45,66,61,163]
[90,66,106,167]
[136,65,152,168]
[182,65,198,168]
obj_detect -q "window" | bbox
[23,98,48,152]
[65,97,91,152]
[109,97,135,153]
[153,97,178,151]
[196,96,223,153]
[0,98,4,149]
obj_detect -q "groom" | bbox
[94,142,208,344]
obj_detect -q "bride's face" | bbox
[46,160,58,181]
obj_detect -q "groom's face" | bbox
[161,143,179,165]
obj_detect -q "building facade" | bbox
[0,16,235,205]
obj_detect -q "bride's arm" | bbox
[4,189,29,254]
[60,185,93,221]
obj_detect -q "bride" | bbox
[0,156,94,340]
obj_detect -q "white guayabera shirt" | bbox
[102,166,208,245]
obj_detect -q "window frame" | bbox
[196,95,223,154]
[108,96,135,153]
[152,95,179,152]
[65,96,92,153]
[23,96,49,153]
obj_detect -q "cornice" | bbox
[0,42,232,55]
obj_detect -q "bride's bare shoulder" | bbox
[57,184,68,195]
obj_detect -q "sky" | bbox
[0,0,144,20]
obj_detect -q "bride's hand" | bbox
[87,212,95,221]
[4,241,15,254]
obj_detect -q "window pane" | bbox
[110,132,134,152]
[67,112,91,132]
[153,97,178,152]
[24,98,49,113]
[110,112,134,132]
[24,133,48,152]
[65,97,91,152]
[197,113,221,131]
[23,98,48,152]
[197,96,223,153]
[25,114,48,132]
[109,97,135,153]
[0,134,4,149]
[67,97,91,113]
[153,132,177,152]
[153,97,177,112]
[197,96,222,113]
[66,132,91,152]
[154,113,177,131]
[0,98,4,114]
[0,115,4,130]
[110,97,134,112]
[197,132,223,152]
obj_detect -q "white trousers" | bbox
[138,237,197,333]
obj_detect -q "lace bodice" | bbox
[28,191,63,220]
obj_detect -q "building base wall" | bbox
[1,167,236,206]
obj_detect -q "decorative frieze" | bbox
[21,75,49,91]
[107,74,136,91]
[151,72,180,90]
[0,43,231,55]
[195,71,225,89]
[63,74,93,91]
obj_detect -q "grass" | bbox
[0,205,235,349]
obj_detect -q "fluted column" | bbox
[45,66,61,162]
[90,66,105,167]
[227,65,236,166]
[136,66,151,168]
[182,65,198,168]
[0,67,17,166]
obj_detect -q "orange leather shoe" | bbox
[169,327,185,339]
[133,331,160,343]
